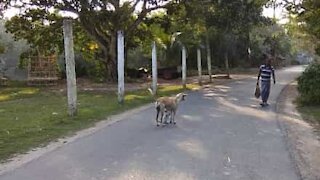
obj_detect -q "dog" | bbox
[148,88,187,126]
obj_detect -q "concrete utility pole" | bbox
[182,46,187,89]
[117,30,125,104]
[151,41,157,94]
[63,18,77,116]
[206,37,212,82]
[197,48,202,86]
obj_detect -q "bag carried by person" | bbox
[255,82,260,98]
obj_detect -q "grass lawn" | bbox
[297,105,320,126]
[0,84,198,162]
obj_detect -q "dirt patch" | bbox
[277,82,320,180]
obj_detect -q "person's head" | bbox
[266,58,272,66]
[262,53,272,66]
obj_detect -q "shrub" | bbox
[297,62,320,105]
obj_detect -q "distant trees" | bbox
[4,10,100,76]
[0,21,14,54]
[0,20,29,74]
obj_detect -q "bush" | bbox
[297,62,320,105]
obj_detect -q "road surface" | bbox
[0,66,304,180]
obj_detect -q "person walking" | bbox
[257,56,276,107]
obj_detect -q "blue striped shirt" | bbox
[259,65,274,82]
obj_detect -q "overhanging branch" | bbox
[127,2,169,35]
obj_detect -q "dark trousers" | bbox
[261,81,271,103]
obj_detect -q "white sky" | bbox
[262,4,288,24]
[3,8,20,18]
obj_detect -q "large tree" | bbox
[1,0,181,81]
[204,0,267,67]
[144,1,206,67]
[293,0,320,55]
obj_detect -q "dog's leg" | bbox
[156,106,160,126]
[169,110,173,124]
[164,109,169,124]
[160,110,163,125]
[158,105,164,125]
[173,110,176,125]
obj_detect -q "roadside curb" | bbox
[276,82,320,180]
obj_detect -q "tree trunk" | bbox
[246,31,252,66]
[245,1,253,66]
[224,52,230,78]
[105,35,117,82]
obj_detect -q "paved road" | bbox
[1,66,304,180]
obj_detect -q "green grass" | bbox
[296,95,320,133]
[0,84,198,162]
[297,105,320,125]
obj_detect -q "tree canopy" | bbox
[1,0,315,81]
[296,0,320,55]
[281,0,319,56]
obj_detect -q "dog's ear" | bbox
[182,93,187,100]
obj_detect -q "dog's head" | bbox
[176,93,187,102]
[181,93,187,101]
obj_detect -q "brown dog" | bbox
[148,88,187,126]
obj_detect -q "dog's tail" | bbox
[148,88,157,100]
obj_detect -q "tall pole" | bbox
[197,48,202,85]
[206,36,212,82]
[182,45,187,89]
[117,30,125,104]
[151,41,157,94]
[63,18,77,116]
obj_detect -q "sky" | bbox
[262,4,289,24]
[3,8,19,18]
